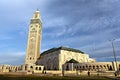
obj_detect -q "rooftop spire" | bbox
[33,9,40,19]
[37,8,39,11]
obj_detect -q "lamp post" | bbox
[110,39,118,71]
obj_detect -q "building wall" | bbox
[39,50,60,70]
[39,49,95,70]
[60,50,93,63]
[59,50,95,70]
[63,62,120,71]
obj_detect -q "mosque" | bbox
[0,10,120,74]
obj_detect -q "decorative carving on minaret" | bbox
[25,10,42,64]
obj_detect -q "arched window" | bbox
[93,66,95,69]
[86,65,88,68]
[96,65,99,69]
[119,64,120,70]
[66,64,69,70]
[30,66,33,69]
[88,65,91,70]
[80,66,81,69]
[25,66,27,70]
[39,67,41,70]
[36,67,38,70]
[76,66,78,70]
[104,65,106,69]
[83,66,85,70]
[89,65,91,68]
[109,66,113,70]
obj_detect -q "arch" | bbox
[107,64,110,70]
[83,66,85,70]
[80,66,81,69]
[93,65,95,69]
[85,65,88,70]
[15,67,17,71]
[76,66,78,70]
[25,66,27,70]
[109,65,113,71]
[96,65,99,68]
[66,64,69,70]
[39,67,41,70]
[86,65,88,68]
[36,67,38,70]
[30,66,33,69]
[89,65,91,68]
[104,65,106,69]
[119,64,120,70]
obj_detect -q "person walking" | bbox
[88,71,90,77]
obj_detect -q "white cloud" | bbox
[43,17,67,28]
[116,38,120,42]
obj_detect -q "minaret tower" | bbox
[25,10,42,65]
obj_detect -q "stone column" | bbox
[72,63,74,71]
[112,62,117,71]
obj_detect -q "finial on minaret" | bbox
[37,8,39,11]
[33,9,40,19]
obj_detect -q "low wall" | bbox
[75,71,115,76]
[44,70,62,76]
[34,70,43,74]
[0,72,26,75]
[64,71,76,76]
[0,71,116,77]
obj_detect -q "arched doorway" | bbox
[66,64,69,70]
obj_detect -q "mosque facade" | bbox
[0,10,120,74]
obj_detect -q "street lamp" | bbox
[110,39,118,71]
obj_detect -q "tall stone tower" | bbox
[25,10,42,65]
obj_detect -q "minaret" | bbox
[25,10,42,65]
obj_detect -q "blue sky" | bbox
[0,0,120,65]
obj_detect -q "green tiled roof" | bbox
[41,46,84,56]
